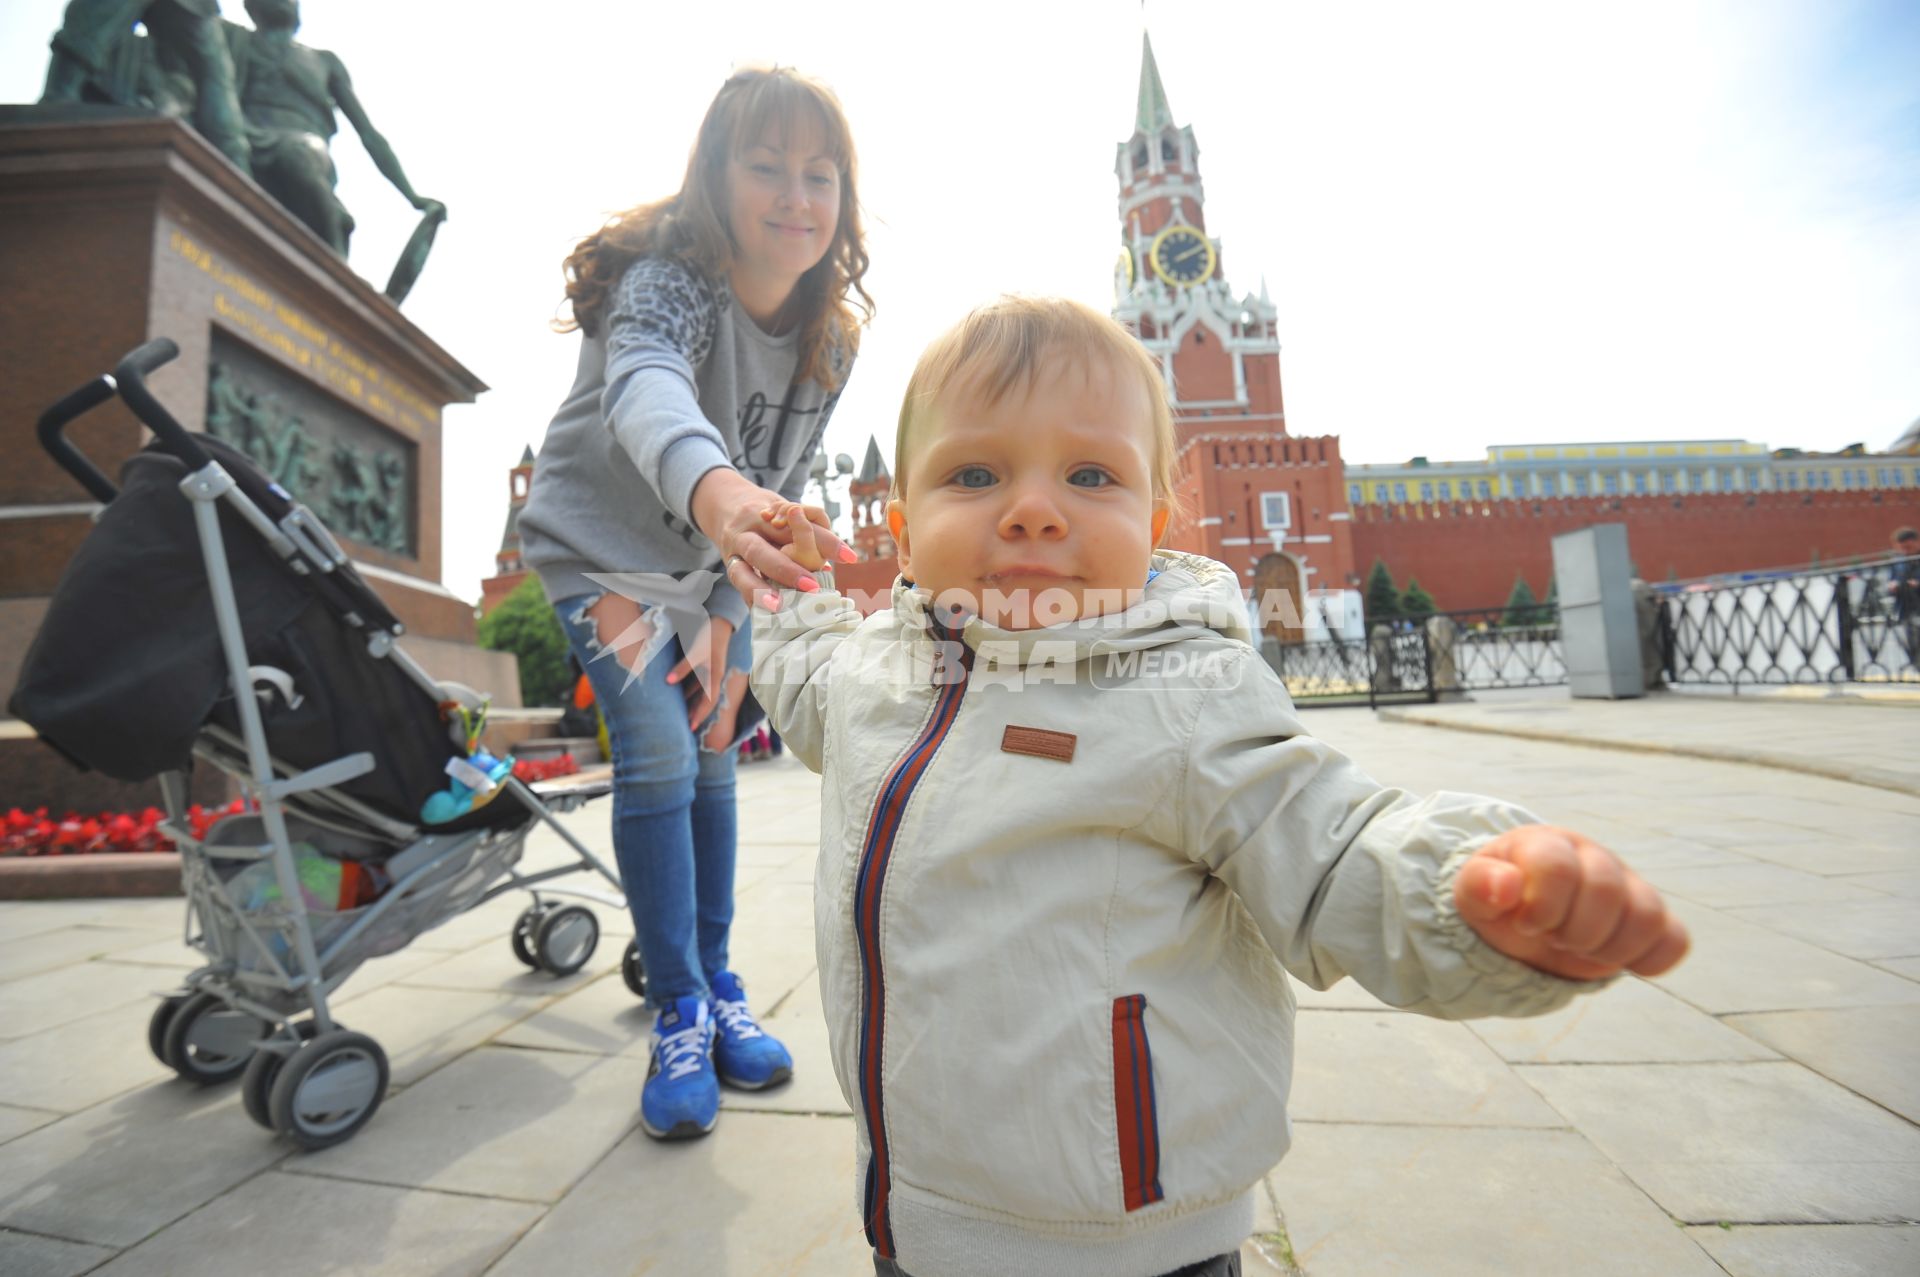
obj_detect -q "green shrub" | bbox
[478,576,571,707]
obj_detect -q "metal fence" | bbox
[1657,556,1920,689]
[1262,606,1567,708]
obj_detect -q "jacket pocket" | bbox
[1111,994,1165,1212]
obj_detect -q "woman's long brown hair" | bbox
[557,66,872,391]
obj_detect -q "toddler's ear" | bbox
[1150,502,1171,547]
[887,500,913,575]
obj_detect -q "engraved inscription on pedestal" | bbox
[205,334,416,555]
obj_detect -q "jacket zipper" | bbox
[1112,993,1165,1212]
[855,624,973,1258]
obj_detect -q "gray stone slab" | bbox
[324,984,545,1089]
[1685,1222,1920,1276]
[91,1170,542,1277]
[292,1045,647,1202]
[1736,839,1917,877]
[0,1082,283,1247]
[1648,899,1920,1013]
[720,1014,850,1117]
[492,970,653,1058]
[1837,869,1920,899]
[770,965,824,1020]
[0,900,183,941]
[324,943,461,1001]
[1725,1006,1920,1122]
[1514,1061,1920,1222]
[0,1107,59,1146]
[1876,955,1920,981]
[1469,976,1777,1064]
[0,960,177,1040]
[93,936,201,969]
[486,1110,868,1276]
[0,1229,116,1277]
[1272,1125,1723,1276]
[394,932,614,996]
[0,925,172,984]
[1725,898,1920,961]
[1291,1011,1565,1127]
[1647,863,1885,908]
[0,1003,173,1112]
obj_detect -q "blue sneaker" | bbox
[640,995,717,1140]
[710,971,793,1090]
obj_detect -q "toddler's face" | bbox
[889,356,1165,630]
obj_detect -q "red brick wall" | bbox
[1349,490,1920,609]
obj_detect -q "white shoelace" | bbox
[656,1005,711,1080]
[712,997,764,1041]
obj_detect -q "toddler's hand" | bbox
[1453,825,1688,981]
[760,500,832,575]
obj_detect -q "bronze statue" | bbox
[225,0,445,301]
[39,0,253,172]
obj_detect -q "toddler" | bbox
[749,297,1687,1277]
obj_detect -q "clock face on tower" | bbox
[1149,225,1216,287]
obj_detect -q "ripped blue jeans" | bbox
[554,593,751,1007]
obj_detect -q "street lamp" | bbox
[810,450,856,529]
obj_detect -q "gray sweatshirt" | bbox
[518,256,846,629]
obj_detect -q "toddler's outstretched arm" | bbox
[747,500,864,773]
[1454,826,1688,981]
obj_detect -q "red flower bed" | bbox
[2,798,251,857]
[511,755,580,783]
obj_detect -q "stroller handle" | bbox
[115,339,217,476]
[36,376,122,503]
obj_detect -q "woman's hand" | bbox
[666,615,735,733]
[690,468,856,610]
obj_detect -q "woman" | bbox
[517,66,868,1141]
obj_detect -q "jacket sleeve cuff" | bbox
[659,437,736,529]
[1429,846,1615,1017]
[706,576,749,632]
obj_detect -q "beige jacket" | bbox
[751,552,1593,1277]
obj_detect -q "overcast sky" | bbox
[6,0,1917,600]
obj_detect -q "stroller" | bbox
[12,339,650,1149]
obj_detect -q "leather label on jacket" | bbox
[1001,725,1077,763]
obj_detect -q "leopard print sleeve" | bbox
[603,257,720,372]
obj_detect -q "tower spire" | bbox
[1135,32,1174,135]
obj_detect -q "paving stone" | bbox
[323,943,462,1001]
[324,984,546,1089]
[719,1014,851,1117]
[394,932,615,996]
[1469,976,1777,1064]
[0,1082,283,1247]
[1514,1061,1920,1223]
[291,1046,647,1201]
[92,935,201,969]
[492,968,652,1057]
[1724,1005,1920,1122]
[1645,863,1885,908]
[1835,869,1920,899]
[1735,839,1918,877]
[1685,1222,1920,1276]
[0,925,171,983]
[1648,899,1920,1013]
[1876,955,1920,981]
[0,1002,173,1112]
[91,1170,542,1277]
[1724,897,1920,961]
[0,959,178,1040]
[0,1107,59,1146]
[0,1228,116,1277]
[1290,1011,1565,1127]
[1272,1125,1723,1276]
[769,965,823,1019]
[486,1110,866,1276]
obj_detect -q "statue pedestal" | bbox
[0,112,517,809]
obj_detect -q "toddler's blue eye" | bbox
[953,466,995,489]
[1068,467,1111,488]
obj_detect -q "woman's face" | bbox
[726,117,841,297]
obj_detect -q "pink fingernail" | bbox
[797,576,819,593]
[838,546,858,563]
[763,592,781,611]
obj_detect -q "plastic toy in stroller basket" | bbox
[10,339,657,1149]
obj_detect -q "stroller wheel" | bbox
[510,902,555,968]
[533,905,600,977]
[147,994,189,1065]
[241,1020,323,1129]
[270,1030,389,1150]
[161,992,270,1085]
[621,938,646,1000]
